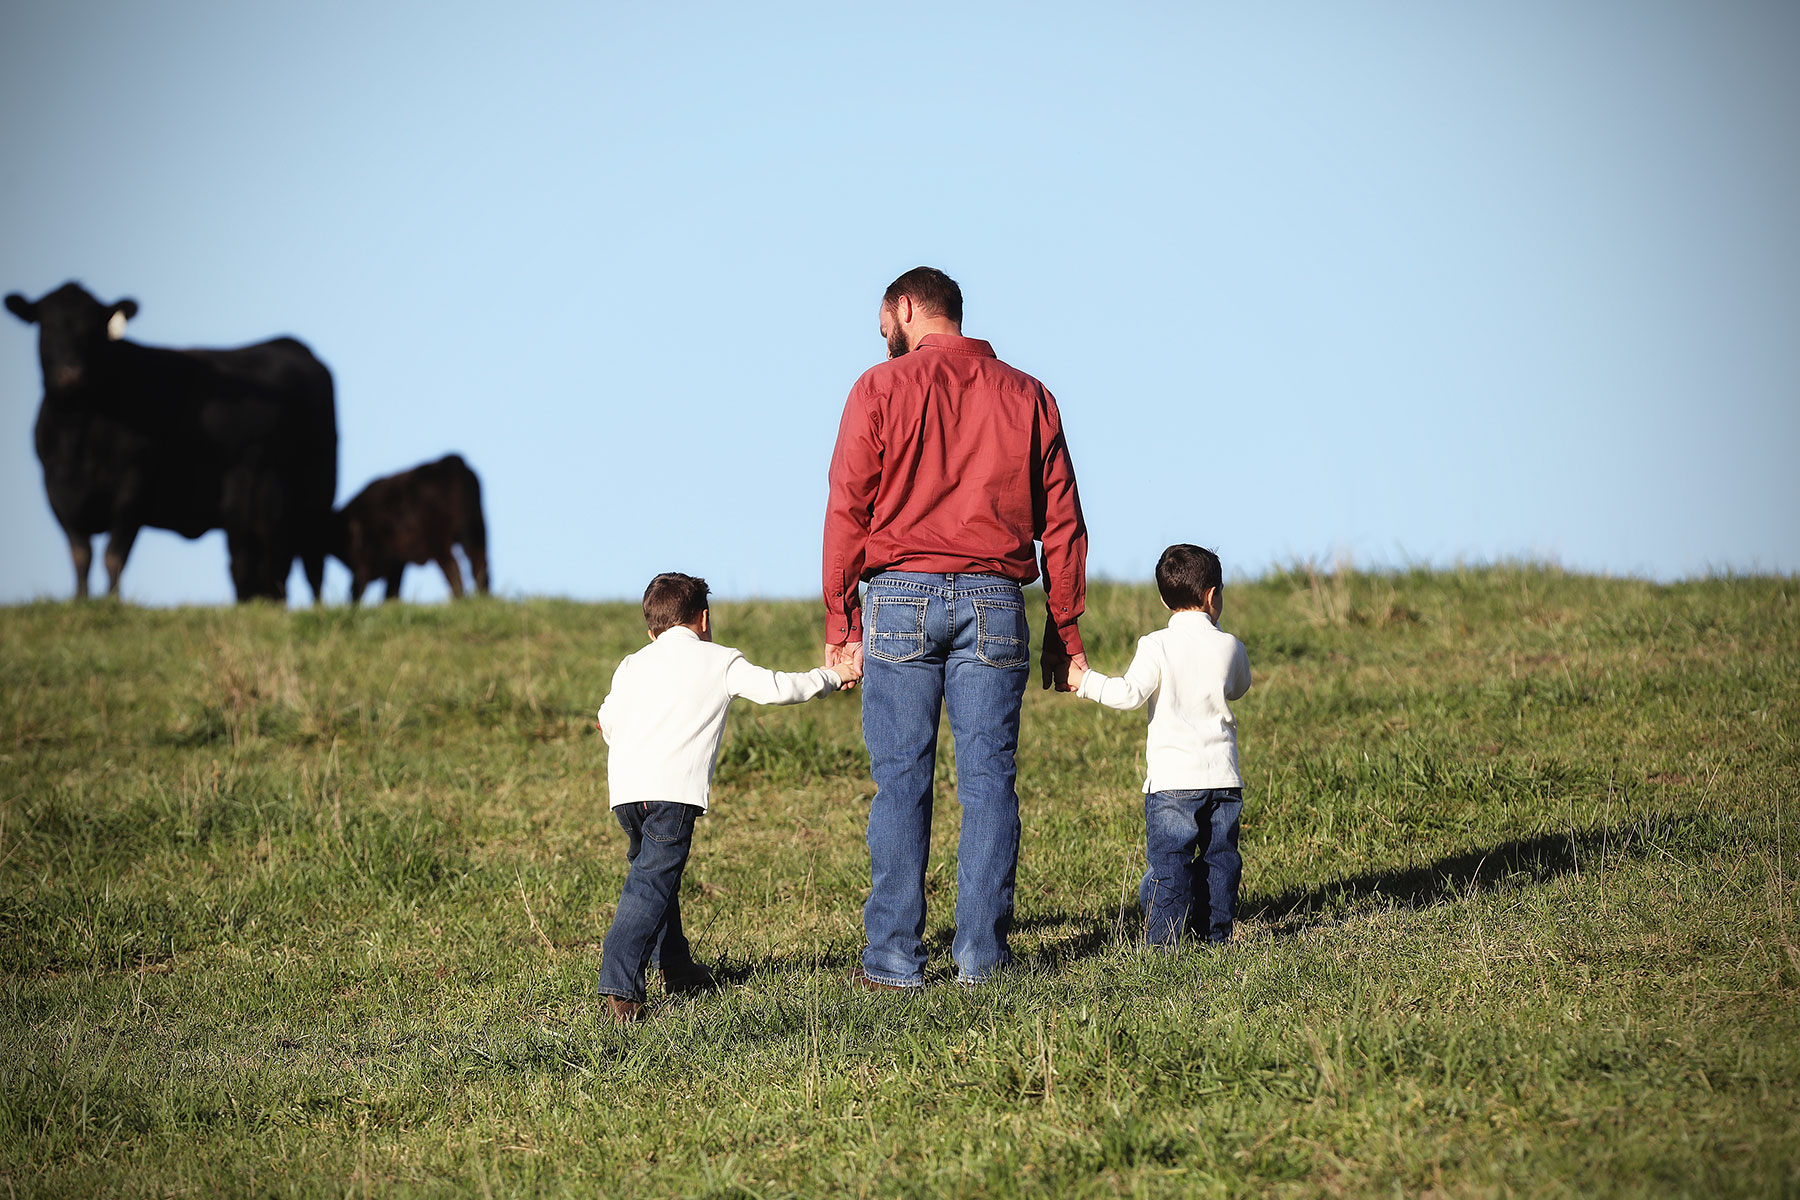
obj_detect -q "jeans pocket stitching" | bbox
[972,598,1027,668]
[867,596,927,663]
[643,807,693,844]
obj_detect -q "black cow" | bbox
[5,282,337,601]
[332,454,490,603]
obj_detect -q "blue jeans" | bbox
[860,572,1031,986]
[597,801,703,1003]
[1141,788,1243,946]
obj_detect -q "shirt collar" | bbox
[657,625,701,642]
[914,333,996,357]
[1168,610,1217,630]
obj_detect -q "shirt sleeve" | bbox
[1226,637,1252,701]
[822,375,880,645]
[595,659,628,744]
[1032,385,1088,657]
[725,655,841,706]
[1074,637,1160,711]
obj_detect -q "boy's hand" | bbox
[1066,662,1087,691]
[826,641,863,690]
[1040,637,1087,692]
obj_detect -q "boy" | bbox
[595,572,859,1022]
[1068,545,1252,946]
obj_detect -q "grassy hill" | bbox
[2,567,1796,1197]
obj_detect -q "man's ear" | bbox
[107,300,137,340]
[5,294,37,324]
[893,295,913,325]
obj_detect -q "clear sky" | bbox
[3,1,1796,606]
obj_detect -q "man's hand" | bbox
[827,641,864,690]
[1040,637,1088,692]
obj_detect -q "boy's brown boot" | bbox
[606,995,645,1024]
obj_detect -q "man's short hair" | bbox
[643,572,709,635]
[883,266,963,324]
[1156,544,1222,611]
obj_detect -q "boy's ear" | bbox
[699,609,710,635]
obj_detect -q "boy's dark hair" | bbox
[1156,544,1222,611]
[883,266,963,323]
[643,572,709,636]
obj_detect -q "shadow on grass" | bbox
[1245,818,1696,936]
[692,909,1120,992]
[689,817,1698,995]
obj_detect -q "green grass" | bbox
[2,566,1796,1197]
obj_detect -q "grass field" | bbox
[2,566,1796,1197]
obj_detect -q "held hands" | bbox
[826,641,864,689]
[1039,635,1088,693]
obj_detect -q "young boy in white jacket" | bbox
[1069,545,1251,946]
[595,572,859,1021]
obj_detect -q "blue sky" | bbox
[3,1,1796,605]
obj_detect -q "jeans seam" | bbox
[861,969,924,988]
[868,576,946,598]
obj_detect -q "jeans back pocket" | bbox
[867,595,928,662]
[972,597,1028,668]
[644,803,698,845]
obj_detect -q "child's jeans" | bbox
[597,801,704,1004]
[1141,788,1243,946]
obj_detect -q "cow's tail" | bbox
[457,460,490,596]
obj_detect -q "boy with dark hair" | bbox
[594,572,859,1021]
[1068,544,1252,946]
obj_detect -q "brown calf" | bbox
[333,454,489,603]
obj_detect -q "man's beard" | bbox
[886,325,910,359]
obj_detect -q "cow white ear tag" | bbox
[107,310,129,340]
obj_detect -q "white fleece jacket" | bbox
[1075,610,1252,792]
[596,626,841,810]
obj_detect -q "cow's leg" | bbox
[464,540,490,596]
[67,530,93,600]
[437,550,465,599]
[103,526,140,598]
[262,532,291,603]
[383,566,403,603]
[349,566,370,607]
[227,531,256,601]
[302,550,325,605]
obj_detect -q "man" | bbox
[823,266,1089,988]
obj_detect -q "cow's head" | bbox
[5,282,139,392]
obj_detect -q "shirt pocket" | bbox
[867,595,928,663]
[972,596,1028,668]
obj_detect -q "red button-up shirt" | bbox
[823,334,1088,656]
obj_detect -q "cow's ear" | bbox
[4,293,37,324]
[107,299,137,340]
